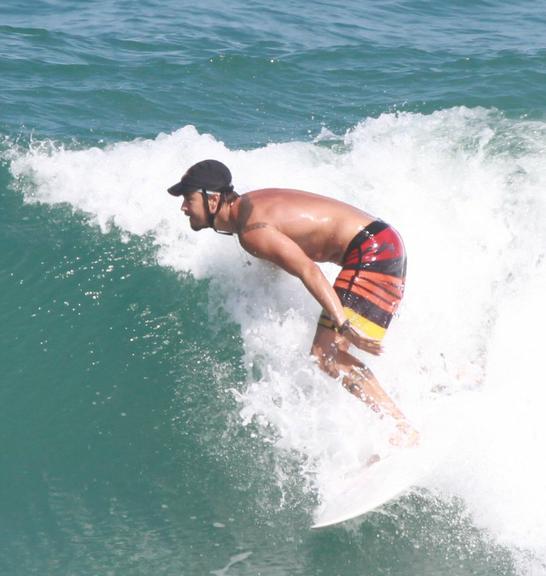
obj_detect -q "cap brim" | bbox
[168,179,205,196]
[167,181,188,196]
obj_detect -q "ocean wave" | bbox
[4,106,546,572]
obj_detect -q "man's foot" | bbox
[389,421,420,448]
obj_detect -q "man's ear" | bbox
[207,192,221,213]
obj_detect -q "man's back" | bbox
[167,159,417,446]
[237,188,374,264]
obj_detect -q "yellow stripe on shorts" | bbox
[343,307,386,340]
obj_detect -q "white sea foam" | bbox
[6,107,546,573]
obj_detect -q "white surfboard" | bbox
[312,448,428,529]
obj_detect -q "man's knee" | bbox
[336,349,366,372]
[312,345,364,378]
[310,324,369,380]
[311,343,341,378]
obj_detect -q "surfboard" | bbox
[312,448,427,529]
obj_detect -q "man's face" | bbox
[181,190,208,231]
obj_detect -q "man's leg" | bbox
[311,325,418,446]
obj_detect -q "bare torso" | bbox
[234,189,374,264]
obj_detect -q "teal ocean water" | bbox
[2,1,546,574]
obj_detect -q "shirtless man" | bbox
[168,159,418,446]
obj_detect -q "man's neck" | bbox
[213,197,240,235]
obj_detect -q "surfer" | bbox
[168,159,419,447]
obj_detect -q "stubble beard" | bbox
[190,219,207,231]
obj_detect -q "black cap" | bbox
[167,159,232,197]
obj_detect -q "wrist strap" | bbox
[337,319,351,335]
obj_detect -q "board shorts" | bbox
[318,220,407,340]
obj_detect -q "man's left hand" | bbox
[343,324,383,356]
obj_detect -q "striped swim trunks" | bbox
[319,220,407,340]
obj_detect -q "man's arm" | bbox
[239,225,348,327]
[239,225,383,355]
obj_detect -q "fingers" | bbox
[356,335,383,355]
[345,325,383,355]
[364,339,383,355]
